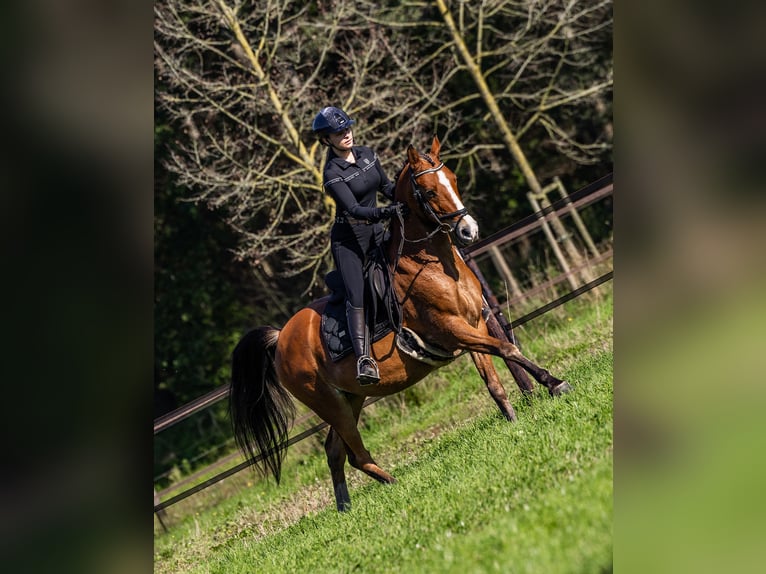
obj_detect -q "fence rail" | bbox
[462,173,612,258]
[154,385,229,435]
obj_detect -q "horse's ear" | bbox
[407,144,420,167]
[429,135,441,159]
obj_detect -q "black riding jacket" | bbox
[324,145,395,249]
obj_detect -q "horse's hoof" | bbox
[549,381,572,396]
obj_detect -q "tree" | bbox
[156,0,611,286]
[432,0,612,220]
[155,0,462,291]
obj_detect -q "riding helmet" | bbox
[312,106,356,136]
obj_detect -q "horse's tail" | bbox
[229,326,295,484]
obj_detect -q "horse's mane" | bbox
[393,161,408,185]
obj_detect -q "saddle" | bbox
[320,246,467,366]
[320,246,402,363]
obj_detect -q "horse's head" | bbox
[400,136,479,246]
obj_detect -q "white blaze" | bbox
[437,170,465,212]
[435,168,479,244]
[458,214,480,244]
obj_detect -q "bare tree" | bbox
[155,0,332,287]
[435,0,613,188]
[155,0,611,289]
[155,0,462,289]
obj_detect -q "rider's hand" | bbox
[379,202,408,219]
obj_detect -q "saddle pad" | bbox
[321,299,393,363]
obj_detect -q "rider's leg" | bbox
[345,301,379,384]
[332,240,380,384]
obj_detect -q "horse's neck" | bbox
[388,227,462,276]
[389,173,464,272]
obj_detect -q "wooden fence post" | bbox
[488,245,524,299]
[553,177,601,259]
[531,182,595,285]
[527,192,580,290]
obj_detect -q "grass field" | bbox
[154,284,612,573]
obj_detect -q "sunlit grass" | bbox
[154,285,612,573]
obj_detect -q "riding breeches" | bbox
[331,239,367,308]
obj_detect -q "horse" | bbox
[230,136,570,512]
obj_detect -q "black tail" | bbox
[229,326,295,484]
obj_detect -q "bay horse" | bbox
[230,136,570,512]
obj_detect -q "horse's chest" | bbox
[454,276,481,317]
[408,266,480,319]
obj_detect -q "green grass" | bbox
[155,285,612,573]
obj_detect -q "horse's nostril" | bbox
[457,228,475,246]
[455,216,479,245]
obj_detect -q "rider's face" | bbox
[328,127,353,150]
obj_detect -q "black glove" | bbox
[378,202,408,219]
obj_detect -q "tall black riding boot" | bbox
[345,302,380,385]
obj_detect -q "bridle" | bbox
[389,156,470,277]
[401,156,468,244]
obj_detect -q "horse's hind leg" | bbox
[296,383,396,489]
[471,352,517,422]
[324,393,377,511]
[335,393,397,485]
[325,428,351,512]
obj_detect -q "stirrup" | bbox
[356,355,380,385]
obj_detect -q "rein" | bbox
[384,156,472,336]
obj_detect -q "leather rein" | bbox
[390,158,468,270]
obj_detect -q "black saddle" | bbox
[320,247,401,362]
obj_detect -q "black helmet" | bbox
[312,106,356,136]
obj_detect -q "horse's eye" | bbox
[426,190,437,199]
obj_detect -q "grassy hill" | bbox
[154,284,613,573]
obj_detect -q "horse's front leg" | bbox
[484,311,535,394]
[441,317,571,395]
[470,351,516,421]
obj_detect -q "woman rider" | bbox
[312,106,404,384]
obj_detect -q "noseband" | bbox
[407,159,468,241]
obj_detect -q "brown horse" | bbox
[230,136,570,511]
